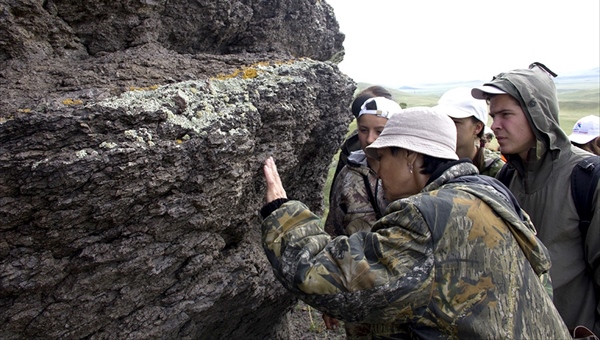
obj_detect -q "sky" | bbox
[325,0,600,88]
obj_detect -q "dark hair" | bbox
[351,85,393,118]
[420,154,453,175]
[389,147,453,175]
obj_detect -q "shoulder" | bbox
[381,189,470,242]
[483,148,505,165]
[336,163,369,181]
[482,149,506,176]
[330,164,371,197]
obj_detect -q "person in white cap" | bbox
[323,96,401,338]
[434,87,505,177]
[325,96,401,237]
[259,107,570,339]
[569,115,600,155]
[472,62,600,335]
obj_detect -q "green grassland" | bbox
[555,88,600,130]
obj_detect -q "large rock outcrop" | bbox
[0,0,356,338]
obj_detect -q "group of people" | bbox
[259,63,599,339]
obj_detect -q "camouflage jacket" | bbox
[480,147,505,177]
[261,162,570,339]
[325,151,388,237]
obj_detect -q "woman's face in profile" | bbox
[376,147,421,201]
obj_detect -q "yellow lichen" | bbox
[214,66,261,81]
[17,108,32,113]
[242,68,258,79]
[62,98,83,105]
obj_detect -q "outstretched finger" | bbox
[263,157,287,202]
[268,157,284,187]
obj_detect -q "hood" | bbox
[446,173,552,276]
[481,65,570,161]
[347,150,368,167]
[421,161,551,275]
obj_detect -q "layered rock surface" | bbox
[0,0,356,338]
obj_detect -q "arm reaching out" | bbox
[263,156,287,203]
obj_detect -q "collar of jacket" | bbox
[504,140,563,193]
[425,159,474,186]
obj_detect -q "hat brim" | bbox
[434,104,475,119]
[569,133,597,145]
[365,134,459,161]
[471,85,507,100]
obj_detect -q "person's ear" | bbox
[474,121,484,135]
[405,150,419,163]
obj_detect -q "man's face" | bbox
[489,94,536,161]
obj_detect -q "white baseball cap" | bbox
[358,97,402,119]
[434,87,488,124]
[569,115,600,144]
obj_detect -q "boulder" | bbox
[0,0,356,338]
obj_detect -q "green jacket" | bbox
[487,66,600,333]
[262,161,570,339]
[325,151,387,237]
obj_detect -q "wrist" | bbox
[260,198,289,218]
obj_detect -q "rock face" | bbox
[0,0,356,339]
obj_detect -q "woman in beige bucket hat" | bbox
[259,107,570,339]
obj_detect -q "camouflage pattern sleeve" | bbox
[261,200,434,324]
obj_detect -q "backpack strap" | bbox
[571,156,600,241]
[329,132,361,205]
[362,174,383,220]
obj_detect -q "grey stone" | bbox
[0,0,357,338]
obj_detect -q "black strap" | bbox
[362,174,383,220]
[571,156,600,241]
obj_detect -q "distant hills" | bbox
[392,67,599,95]
[554,67,599,92]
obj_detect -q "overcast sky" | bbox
[325,0,600,87]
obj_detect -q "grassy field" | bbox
[320,83,599,222]
[555,88,600,130]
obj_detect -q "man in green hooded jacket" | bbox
[472,63,600,335]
